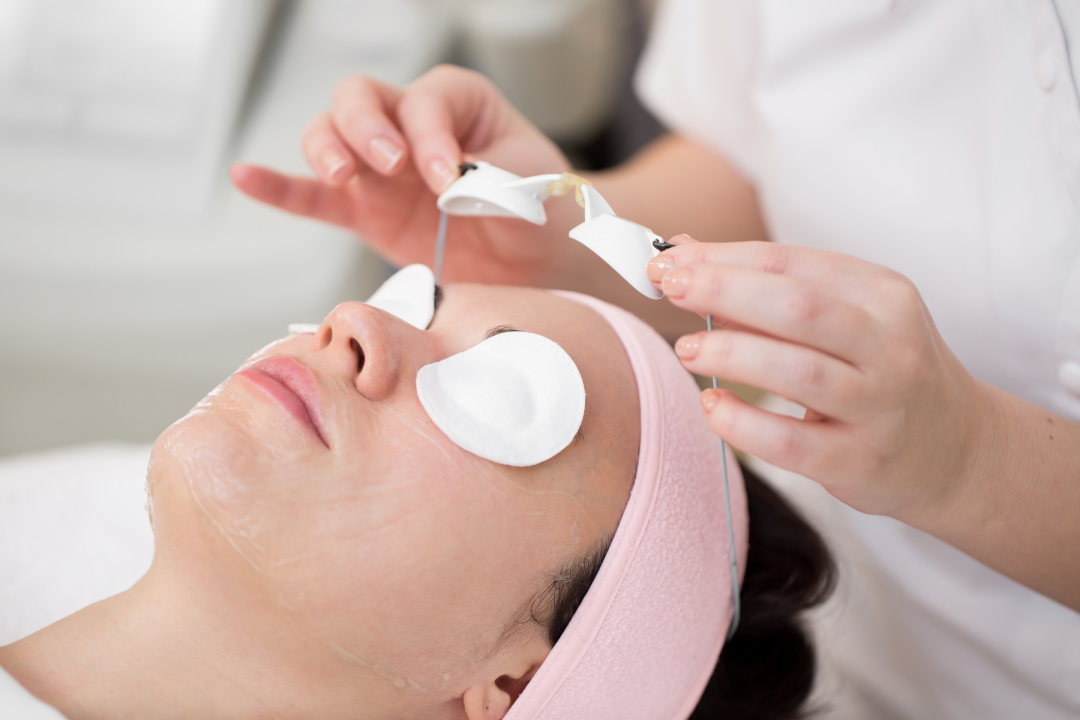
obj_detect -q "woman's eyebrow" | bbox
[485,325,522,339]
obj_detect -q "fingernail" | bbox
[701,389,721,413]
[646,254,675,283]
[662,268,691,298]
[675,334,700,360]
[321,149,350,182]
[370,137,403,172]
[430,159,458,192]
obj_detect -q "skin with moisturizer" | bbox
[0,283,638,720]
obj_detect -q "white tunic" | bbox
[636,0,1080,717]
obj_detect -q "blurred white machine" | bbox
[0,0,452,456]
[0,0,272,219]
[0,0,627,457]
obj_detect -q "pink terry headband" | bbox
[506,291,750,720]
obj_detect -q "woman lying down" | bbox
[0,267,834,720]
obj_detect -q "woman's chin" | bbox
[152,412,265,525]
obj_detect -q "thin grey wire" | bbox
[434,210,449,283]
[435,214,740,635]
[708,313,741,640]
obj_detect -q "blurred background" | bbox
[0,0,666,457]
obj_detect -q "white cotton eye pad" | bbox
[365,264,436,329]
[288,323,320,335]
[416,332,586,467]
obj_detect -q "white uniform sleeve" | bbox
[634,0,761,182]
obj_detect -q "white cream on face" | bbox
[416,331,586,467]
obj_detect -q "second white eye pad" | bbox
[416,332,586,467]
[365,264,436,330]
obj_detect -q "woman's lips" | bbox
[236,355,329,447]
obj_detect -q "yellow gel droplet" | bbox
[546,172,593,209]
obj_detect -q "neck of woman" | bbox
[1,566,266,718]
[0,561,371,720]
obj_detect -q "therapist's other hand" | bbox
[230,65,573,285]
[647,239,993,522]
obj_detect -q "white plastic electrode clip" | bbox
[438,162,664,300]
[436,161,561,225]
[569,185,664,299]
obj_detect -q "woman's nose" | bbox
[315,302,429,401]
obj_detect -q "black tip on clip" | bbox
[458,162,478,175]
[652,240,675,252]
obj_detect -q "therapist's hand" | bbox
[646,238,994,522]
[230,65,574,285]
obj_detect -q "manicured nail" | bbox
[700,389,721,413]
[370,137,403,172]
[661,268,691,298]
[430,159,458,192]
[321,149,350,182]
[675,334,700,360]
[646,254,675,283]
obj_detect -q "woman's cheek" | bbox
[153,383,542,693]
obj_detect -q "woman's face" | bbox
[146,284,638,703]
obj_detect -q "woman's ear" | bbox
[462,636,550,720]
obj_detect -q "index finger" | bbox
[397,66,515,194]
[665,262,884,366]
[655,240,892,294]
[230,164,354,227]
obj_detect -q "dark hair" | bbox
[536,464,836,720]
